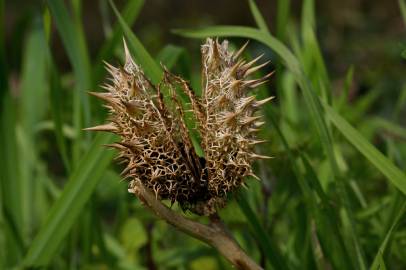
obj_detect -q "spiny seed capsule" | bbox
[86,38,273,216]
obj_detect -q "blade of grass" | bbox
[247,0,269,33]
[276,0,290,41]
[368,117,406,140]
[109,0,162,84]
[370,201,405,270]
[94,0,144,81]
[46,0,92,108]
[298,2,365,266]
[399,0,406,26]
[300,0,331,104]
[24,133,115,266]
[337,66,354,110]
[237,195,290,270]
[323,103,406,194]
[0,0,7,95]
[156,44,185,70]
[265,104,352,269]
[0,94,24,266]
[48,64,71,172]
[19,19,49,247]
[46,0,92,165]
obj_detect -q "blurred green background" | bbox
[1,0,406,269]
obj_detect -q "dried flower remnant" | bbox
[87,38,273,216]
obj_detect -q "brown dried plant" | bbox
[86,38,273,216]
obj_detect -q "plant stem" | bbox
[129,180,263,270]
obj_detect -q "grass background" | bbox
[1,0,406,269]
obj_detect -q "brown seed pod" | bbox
[87,38,273,216]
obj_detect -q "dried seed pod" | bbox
[88,38,273,215]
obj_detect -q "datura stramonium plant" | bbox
[87,38,273,216]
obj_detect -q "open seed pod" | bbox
[86,38,273,216]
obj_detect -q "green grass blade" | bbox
[48,64,71,172]
[276,0,290,41]
[156,44,185,69]
[0,0,7,94]
[300,0,331,103]
[399,0,406,26]
[94,0,144,81]
[46,0,92,110]
[247,0,269,32]
[109,0,162,84]
[265,106,353,269]
[323,103,406,195]
[20,20,48,136]
[0,94,24,266]
[237,195,290,270]
[370,201,405,270]
[368,117,406,140]
[24,133,115,266]
[46,0,92,165]
[18,20,50,250]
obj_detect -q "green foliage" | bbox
[1,0,405,269]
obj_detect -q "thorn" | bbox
[250,153,273,159]
[83,123,117,132]
[88,91,115,103]
[222,111,238,125]
[123,100,141,114]
[117,141,140,150]
[236,95,256,111]
[248,172,261,181]
[120,165,132,177]
[244,60,271,77]
[100,83,114,92]
[248,139,267,145]
[241,115,262,125]
[254,121,266,127]
[242,78,261,87]
[253,96,275,107]
[104,61,118,75]
[229,79,242,93]
[216,94,228,105]
[123,38,135,71]
[229,60,243,76]
[241,54,264,70]
[247,79,269,89]
[103,143,126,150]
[244,71,274,88]
[263,70,275,79]
[212,38,220,60]
[233,40,249,60]
[248,128,261,133]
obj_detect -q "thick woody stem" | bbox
[129,180,263,270]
